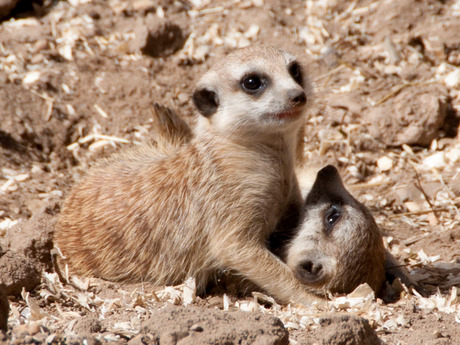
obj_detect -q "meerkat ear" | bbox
[306,165,346,204]
[192,87,219,117]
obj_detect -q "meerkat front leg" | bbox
[210,235,318,304]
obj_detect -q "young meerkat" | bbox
[281,165,387,295]
[282,165,425,296]
[55,45,315,304]
[149,106,422,297]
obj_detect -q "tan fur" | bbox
[150,103,193,151]
[145,104,414,297]
[55,46,315,304]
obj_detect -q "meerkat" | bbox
[139,104,423,297]
[283,165,425,296]
[281,165,386,294]
[55,45,316,304]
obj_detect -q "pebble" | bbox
[190,324,204,332]
[377,156,393,171]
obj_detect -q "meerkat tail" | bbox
[151,103,193,149]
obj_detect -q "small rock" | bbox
[72,316,103,335]
[404,201,426,212]
[367,84,448,147]
[320,315,382,345]
[128,334,159,345]
[377,156,393,171]
[207,296,223,309]
[448,227,460,241]
[190,324,203,332]
[0,252,41,296]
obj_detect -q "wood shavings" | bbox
[67,126,131,156]
[182,277,196,306]
[422,152,446,170]
[3,18,40,30]
[236,299,259,312]
[0,218,19,234]
[329,283,375,311]
[67,0,92,6]
[70,276,90,291]
[21,288,46,321]
[0,171,29,193]
[94,104,109,118]
[417,249,441,264]
[1,0,459,343]
[443,69,460,88]
[223,293,230,311]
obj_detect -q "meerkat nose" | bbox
[288,90,307,107]
[297,259,323,283]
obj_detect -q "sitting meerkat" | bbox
[148,104,423,297]
[55,45,315,304]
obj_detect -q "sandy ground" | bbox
[0,0,459,344]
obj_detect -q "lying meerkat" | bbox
[282,165,386,294]
[284,165,424,296]
[55,45,315,304]
[148,104,423,297]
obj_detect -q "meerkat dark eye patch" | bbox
[240,74,267,95]
[324,205,341,234]
[288,61,303,86]
[192,87,219,117]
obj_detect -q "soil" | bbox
[0,0,459,344]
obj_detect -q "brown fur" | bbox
[285,165,386,295]
[143,102,421,297]
[55,46,315,304]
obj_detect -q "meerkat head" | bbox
[286,165,386,295]
[192,45,312,137]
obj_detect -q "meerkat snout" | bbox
[191,46,312,136]
[297,259,323,282]
[288,89,307,107]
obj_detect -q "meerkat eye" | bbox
[288,62,303,85]
[324,205,341,233]
[241,74,265,94]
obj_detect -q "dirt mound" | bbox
[0,204,57,296]
[136,305,288,345]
